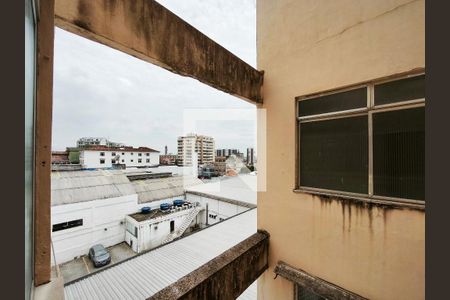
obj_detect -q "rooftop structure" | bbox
[64,208,257,300]
[131,175,203,204]
[76,137,124,148]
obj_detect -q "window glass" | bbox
[52,219,83,232]
[298,87,367,117]
[374,75,425,105]
[300,116,368,194]
[373,107,425,200]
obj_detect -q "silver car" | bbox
[88,244,111,268]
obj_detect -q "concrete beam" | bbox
[54,0,263,104]
[35,0,55,286]
[149,230,269,300]
[274,261,368,300]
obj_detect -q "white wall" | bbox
[185,193,250,226]
[51,195,138,265]
[80,150,159,169]
[125,207,201,253]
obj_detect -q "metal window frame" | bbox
[296,73,425,205]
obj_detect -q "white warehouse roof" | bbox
[51,170,203,206]
[51,170,135,206]
[185,174,257,205]
[64,208,257,300]
[132,176,203,204]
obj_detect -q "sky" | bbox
[52,0,257,154]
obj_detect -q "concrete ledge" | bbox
[149,230,269,300]
[274,261,368,300]
[54,0,263,104]
[33,277,64,300]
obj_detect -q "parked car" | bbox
[88,244,111,268]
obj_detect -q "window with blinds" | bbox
[297,74,424,202]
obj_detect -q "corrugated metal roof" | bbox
[64,209,257,300]
[51,170,135,206]
[51,170,203,206]
[132,176,203,204]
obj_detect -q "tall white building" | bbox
[177,134,215,166]
[79,146,159,169]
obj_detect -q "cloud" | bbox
[52,1,257,154]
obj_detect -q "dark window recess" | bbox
[111,152,116,156]
[298,87,367,117]
[300,116,368,194]
[146,153,150,156]
[373,107,425,200]
[100,159,105,164]
[146,159,150,163]
[170,220,175,233]
[295,284,326,300]
[52,219,83,232]
[374,74,425,106]
[100,152,105,156]
[138,159,142,163]
[111,159,116,164]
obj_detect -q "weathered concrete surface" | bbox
[257,0,425,299]
[54,0,263,104]
[35,0,55,286]
[274,261,368,300]
[149,230,269,300]
[33,276,65,300]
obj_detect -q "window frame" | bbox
[295,73,425,206]
[52,218,83,232]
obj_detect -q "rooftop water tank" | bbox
[173,199,185,207]
[141,207,151,214]
[160,203,171,211]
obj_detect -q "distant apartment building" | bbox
[160,154,177,165]
[79,146,159,169]
[177,134,215,166]
[216,148,242,157]
[246,148,255,165]
[76,137,124,148]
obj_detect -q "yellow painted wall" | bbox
[256,1,425,299]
